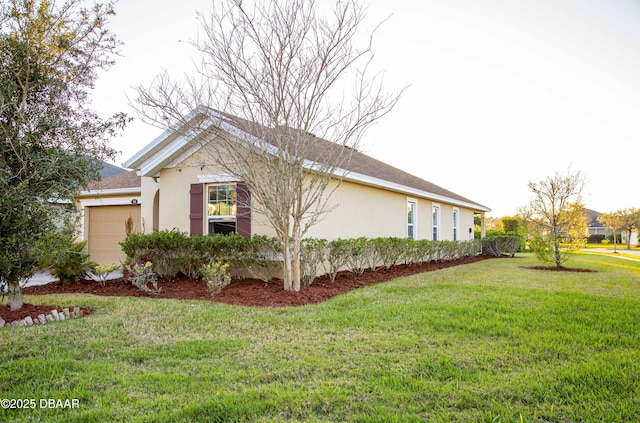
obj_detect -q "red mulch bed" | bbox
[3,255,493,324]
[521,265,596,273]
[0,304,94,325]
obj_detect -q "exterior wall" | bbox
[154,144,483,241]
[157,146,274,236]
[305,179,405,239]
[140,176,159,233]
[303,179,479,241]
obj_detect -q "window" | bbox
[453,208,459,241]
[207,184,237,235]
[407,199,417,239]
[432,204,440,241]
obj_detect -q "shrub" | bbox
[238,235,281,283]
[201,260,231,296]
[38,232,94,283]
[482,236,521,257]
[371,237,404,269]
[300,238,327,286]
[128,261,160,294]
[90,262,121,287]
[347,237,370,276]
[326,239,351,282]
[587,234,606,244]
[120,230,253,279]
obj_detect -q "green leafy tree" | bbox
[598,208,640,252]
[597,210,625,253]
[520,170,585,267]
[0,0,128,310]
[619,208,640,250]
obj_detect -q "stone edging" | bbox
[0,307,85,328]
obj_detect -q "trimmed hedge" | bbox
[481,236,521,257]
[120,231,490,285]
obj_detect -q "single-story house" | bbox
[78,108,490,264]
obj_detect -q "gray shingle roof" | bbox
[215,110,489,211]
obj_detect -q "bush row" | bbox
[481,236,521,257]
[120,231,519,285]
[120,230,278,281]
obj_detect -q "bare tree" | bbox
[520,170,585,267]
[134,0,404,291]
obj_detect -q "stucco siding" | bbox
[140,176,159,233]
[306,180,409,240]
[154,144,483,241]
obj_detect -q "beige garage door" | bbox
[88,205,141,265]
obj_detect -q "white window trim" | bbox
[407,198,418,239]
[206,183,238,235]
[198,174,240,184]
[453,207,460,241]
[432,203,440,241]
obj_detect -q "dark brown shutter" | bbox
[189,183,204,236]
[236,182,251,238]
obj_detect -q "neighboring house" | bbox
[586,209,612,238]
[99,161,128,179]
[79,109,490,264]
[585,209,638,245]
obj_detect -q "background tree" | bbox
[561,203,589,247]
[0,0,128,310]
[519,170,585,267]
[134,0,403,292]
[619,208,640,250]
[598,208,640,251]
[597,210,625,253]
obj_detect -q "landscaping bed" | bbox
[3,255,490,323]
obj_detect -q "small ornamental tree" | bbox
[520,170,586,267]
[0,0,128,310]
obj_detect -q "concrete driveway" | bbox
[23,269,124,288]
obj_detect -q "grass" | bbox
[1,253,640,422]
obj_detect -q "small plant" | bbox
[201,260,231,296]
[38,233,94,284]
[129,261,160,295]
[601,239,610,245]
[90,263,121,287]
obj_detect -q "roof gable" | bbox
[125,108,490,212]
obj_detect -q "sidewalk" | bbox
[580,248,640,261]
[23,269,124,288]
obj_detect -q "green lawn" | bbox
[2,253,639,422]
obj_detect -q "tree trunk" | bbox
[8,281,24,311]
[553,235,562,267]
[291,234,301,292]
[626,230,632,250]
[282,237,293,291]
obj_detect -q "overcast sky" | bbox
[92,0,640,217]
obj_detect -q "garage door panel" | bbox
[88,205,140,265]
